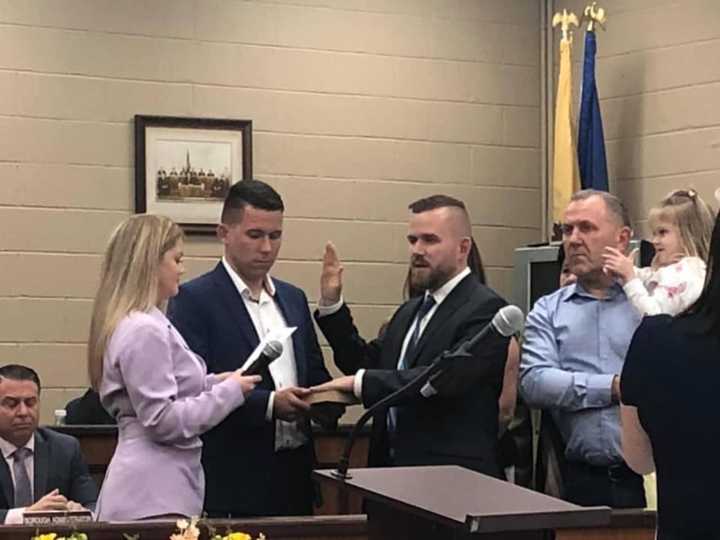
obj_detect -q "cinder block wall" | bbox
[553,0,720,234]
[0,0,542,423]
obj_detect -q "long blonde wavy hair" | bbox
[88,214,183,390]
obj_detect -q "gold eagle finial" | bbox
[583,2,607,32]
[552,9,580,43]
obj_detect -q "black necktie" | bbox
[400,295,436,369]
[388,295,438,434]
[12,447,32,508]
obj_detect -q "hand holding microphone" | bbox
[242,340,283,375]
[229,372,262,395]
[224,340,285,396]
[237,340,312,420]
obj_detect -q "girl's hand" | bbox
[602,247,637,285]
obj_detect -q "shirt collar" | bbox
[563,280,624,302]
[222,257,276,299]
[0,434,35,460]
[427,266,471,306]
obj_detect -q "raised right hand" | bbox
[320,241,344,306]
[27,489,68,512]
[230,372,262,395]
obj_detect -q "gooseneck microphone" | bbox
[332,304,525,480]
[241,340,283,376]
[420,305,525,397]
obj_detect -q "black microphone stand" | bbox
[331,346,473,480]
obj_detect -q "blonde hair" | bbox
[648,189,716,261]
[87,215,183,390]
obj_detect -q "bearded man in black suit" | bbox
[313,195,510,478]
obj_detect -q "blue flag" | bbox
[577,30,608,191]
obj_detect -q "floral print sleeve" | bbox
[622,256,706,316]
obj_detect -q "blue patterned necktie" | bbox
[12,447,32,508]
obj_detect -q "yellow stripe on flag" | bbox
[552,39,580,224]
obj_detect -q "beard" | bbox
[410,259,454,293]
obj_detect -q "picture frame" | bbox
[134,115,252,234]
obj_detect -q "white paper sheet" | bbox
[239,326,296,372]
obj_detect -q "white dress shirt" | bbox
[0,435,35,524]
[222,257,307,450]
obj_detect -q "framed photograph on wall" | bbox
[134,115,252,234]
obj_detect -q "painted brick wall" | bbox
[0,0,542,422]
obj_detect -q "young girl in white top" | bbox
[603,189,715,316]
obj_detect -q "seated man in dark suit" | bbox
[0,365,97,523]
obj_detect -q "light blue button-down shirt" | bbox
[519,282,642,466]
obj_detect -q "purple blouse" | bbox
[96,307,245,521]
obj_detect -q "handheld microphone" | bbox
[241,340,283,376]
[420,305,524,397]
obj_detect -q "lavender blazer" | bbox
[96,308,245,521]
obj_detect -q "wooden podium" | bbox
[315,466,610,539]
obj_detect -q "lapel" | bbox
[210,263,260,351]
[404,274,475,369]
[34,430,49,500]
[273,286,307,386]
[384,296,422,369]
[0,452,12,507]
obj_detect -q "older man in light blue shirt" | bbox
[520,190,646,508]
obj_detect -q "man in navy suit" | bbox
[0,365,97,523]
[168,179,332,517]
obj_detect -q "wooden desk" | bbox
[50,424,370,515]
[316,466,610,539]
[46,427,657,539]
[316,467,658,539]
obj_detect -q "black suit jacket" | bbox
[168,263,331,516]
[316,274,509,477]
[0,427,97,521]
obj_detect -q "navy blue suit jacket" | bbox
[168,262,331,516]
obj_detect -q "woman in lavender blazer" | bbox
[87,215,260,521]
